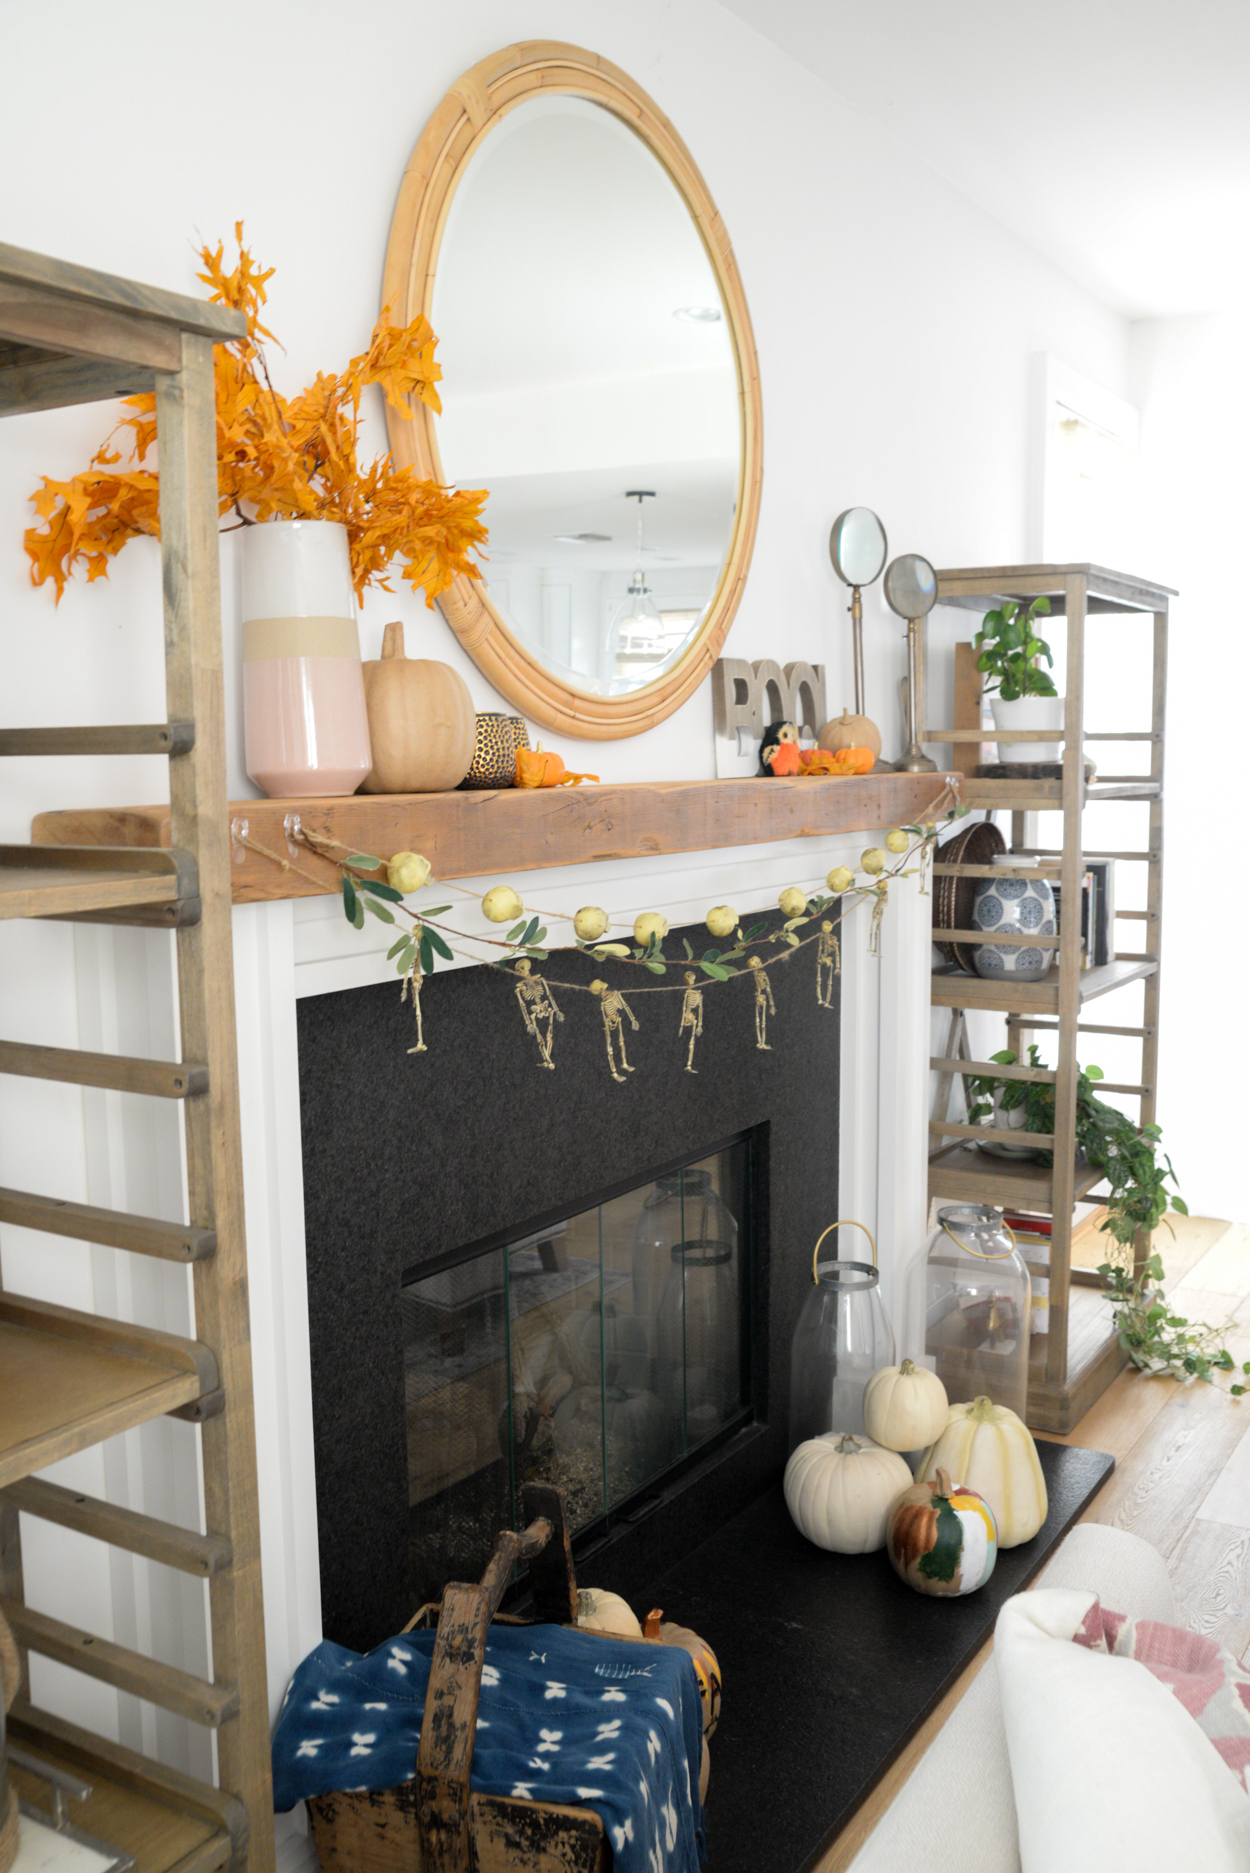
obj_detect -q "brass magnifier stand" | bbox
[884,552,938,774]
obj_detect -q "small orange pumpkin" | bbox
[515,744,599,789]
[829,745,875,775]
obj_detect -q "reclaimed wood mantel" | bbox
[32,771,961,905]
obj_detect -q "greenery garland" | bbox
[965,1047,1248,1392]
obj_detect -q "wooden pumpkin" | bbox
[885,1466,998,1597]
[783,1432,913,1555]
[360,620,475,793]
[576,1588,643,1639]
[643,1610,722,1738]
[817,708,883,760]
[863,1358,950,1453]
[914,1395,1048,1548]
[515,743,599,789]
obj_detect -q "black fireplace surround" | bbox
[298,914,841,1650]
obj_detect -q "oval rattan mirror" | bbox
[382,42,762,740]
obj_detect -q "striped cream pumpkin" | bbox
[913,1396,1048,1548]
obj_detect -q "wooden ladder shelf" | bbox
[925,563,1171,1434]
[0,241,273,1872]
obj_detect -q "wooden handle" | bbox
[381,619,405,660]
[415,1490,577,1871]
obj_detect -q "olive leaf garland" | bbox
[234,798,964,1069]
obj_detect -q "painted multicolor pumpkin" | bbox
[885,1466,998,1598]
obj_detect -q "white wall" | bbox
[0,0,1134,1842]
[1124,314,1249,1223]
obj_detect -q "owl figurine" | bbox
[759,719,801,776]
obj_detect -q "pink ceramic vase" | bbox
[241,519,373,797]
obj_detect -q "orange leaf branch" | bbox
[26,226,487,605]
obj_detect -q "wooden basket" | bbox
[307,1485,608,1873]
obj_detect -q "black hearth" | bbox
[298,914,840,1650]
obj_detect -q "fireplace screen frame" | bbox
[400,1129,760,1606]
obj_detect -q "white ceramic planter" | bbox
[241,519,373,797]
[990,693,1065,764]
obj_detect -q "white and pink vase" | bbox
[241,519,373,797]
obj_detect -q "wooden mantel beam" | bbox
[32,772,961,906]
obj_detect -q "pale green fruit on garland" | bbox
[861,847,887,875]
[634,912,669,946]
[778,887,807,918]
[387,851,431,894]
[885,829,909,854]
[826,866,854,894]
[574,905,610,941]
[593,943,632,959]
[482,885,524,923]
[706,905,738,938]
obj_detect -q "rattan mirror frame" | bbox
[381,41,763,740]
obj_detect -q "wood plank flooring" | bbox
[1054,1212,1250,1659]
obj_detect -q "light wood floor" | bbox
[1054,1212,1250,1661]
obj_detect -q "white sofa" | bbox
[848,1523,1177,1872]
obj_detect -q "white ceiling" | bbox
[719,0,1250,318]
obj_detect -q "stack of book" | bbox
[1002,1202,1111,1336]
[1051,859,1116,970]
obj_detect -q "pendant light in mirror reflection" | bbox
[400,1140,753,1606]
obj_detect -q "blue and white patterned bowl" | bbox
[972,874,1056,981]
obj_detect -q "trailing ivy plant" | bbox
[973,597,1058,700]
[965,1048,1249,1391]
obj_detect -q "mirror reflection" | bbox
[432,95,741,697]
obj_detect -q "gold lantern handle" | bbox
[939,1216,1019,1261]
[811,1218,878,1280]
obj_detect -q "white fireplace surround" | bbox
[5,825,932,1869]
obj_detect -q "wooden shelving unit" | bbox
[0,244,272,1871]
[926,563,1170,1434]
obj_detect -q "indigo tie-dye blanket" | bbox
[272,1620,707,1873]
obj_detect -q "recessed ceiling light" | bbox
[674,305,722,323]
[553,532,612,544]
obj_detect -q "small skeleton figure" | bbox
[514,958,563,1070]
[591,978,638,1081]
[402,955,426,1053]
[747,955,775,1051]
[817,920,841,1008]
[678,970,704,1073]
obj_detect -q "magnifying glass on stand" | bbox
[829,509,888,755]
[883,553,938,774]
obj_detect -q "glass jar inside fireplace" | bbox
[905,1204,1031,1421]
[401,1139,753,1609]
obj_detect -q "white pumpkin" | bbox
[913,1395,1048,1548]
[862,1358,950,1453]
[576,1588,643,1638]
[784,1432,913,1554]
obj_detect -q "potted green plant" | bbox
[973,597,1064,761]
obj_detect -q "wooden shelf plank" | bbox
[10,1703,239,1873]
[31,772,962,905]
[0,1296,217,1487]
[0,724,194,758]
[0,863,179,921]
[935,562,1175,612]
[0,1186,216,1262]
[931,956,1158,1014]
[959,778,1160,810]
[3,1476,231,1577]
[927,1143,1107,1210]
[2,1597,237,1725]
[0,1040,206,1099]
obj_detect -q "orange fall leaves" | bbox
[25,226,489,605]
